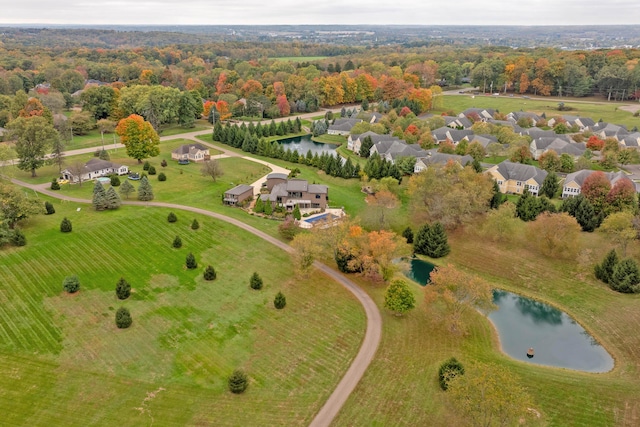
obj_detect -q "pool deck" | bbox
[299,208,345,229]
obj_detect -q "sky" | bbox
[0,0,639,26]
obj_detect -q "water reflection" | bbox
[402,258,435,286]
[278,135,339,156]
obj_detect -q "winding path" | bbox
[10,177,381,427]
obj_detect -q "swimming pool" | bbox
[304,213,337,224]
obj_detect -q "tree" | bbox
[92,181,108,211]
[600,211,636,256]
[274,291,286,309]
[137,176,154,201]
[448,362,534,427]
[540,171,559,199]
[115,307,132,329]
[402,227,414,244]
[172,235,182,248]
[426,264,495,333]
[191,219,200,230]
[115,277,131,300]
[167,212,177,223]
[148,165,156,175]
[60,217,72,233]
[526,212,581,258]
[49,137,65,174]
[186,252,198,269]
[115,114,160,164]
[7,116,60,177]
[609,258,640,293]
[44,201,55,215]
[203,265,217,281]
[158,172,167,182]
[489,180,505,209]
[594,249,619,285]
[200,159,224,182]
[607,179,637,214]
[581,171,611,214]
[438,357,465,391]
[364,189,399,230]
[10,228,26,247]
[110,175,120,186]
[414,223,450,258]
[539,150,561,172]
[0,183,44,229]
[290,233,321,277]
[292,204,301,221]
[250,272,263,290]
[119,180,135,200]
[383,280,416,316]
[359,136,374,158]
[278,215,300,241]
[63,275,80,293]
[228,369,248,394]
[97,119,116,147]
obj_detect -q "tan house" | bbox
[223,184,254,206]
[562,170,633,199]
[260,177,329,211]
[171,143,210,163]
[61,158,128,183]
[486,160,547,196]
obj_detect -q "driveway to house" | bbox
[9,176,381,427]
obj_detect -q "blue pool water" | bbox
[305,213,336,224]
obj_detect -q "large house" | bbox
[370,140,427,164]
[223,184,254,206]
[260,175,329,210]
[347,131,401,155]
[431,127,474,144]
[486,160,547,196]
[327,118,362,135]
[529,136,585,160]
[61,158,128,183]
[459,108,495,122]
[414,151,474,173]
[171,143,210,163]
[562,170,633,199]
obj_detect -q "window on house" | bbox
[517,181,522,186]
[315,194,321,199]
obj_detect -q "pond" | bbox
[489,290,614,373]
[403,257,436,285]
[278,135,339,156]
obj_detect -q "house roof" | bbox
[225,184,253,196]
[286,179,309,192]
[328,118,361,132]
[351,131,400,144]
[83,158,124,173]
[308,184,328,194]
[171,143,209,155]
[492,160,548,186]
[418,153,474,167]
[523,128,557,138]
[564,169,632,188]
[267,173,288,180]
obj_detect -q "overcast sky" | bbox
[1,0,639,26]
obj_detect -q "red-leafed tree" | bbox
[241,79,264,98]
[607,179,637,213]
[203,100,216,118]
[276,95,290,117]
[399,106,412,117]
[216,73,232,96]
[273,81,286,97]
[581,171,611,213]
[586,135,605,151]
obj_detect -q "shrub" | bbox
[186,252,198,269]
[60,217,72,232]
[63,275,80,293]
[115,307,132,329]
[274,291,286,309]
[148,165,157,175]
[402,226,413,244]
[50,179,60,190]
[161,159,168,167]
[438,357,465,391]
[143,161,150,171]
[250,272,263,290]
[110,175,121,186]
[172,235,182,248]
[228,369,248,394]
[168,212,177,223]
[11,228,26,246]
[191,219,200,230]
[278,216,299,241]
[115,277,131,300]
[44,201,55,215]
[203,265,217,281]
[158,172,167,181]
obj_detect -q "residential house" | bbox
[171,143,210,163]
[327,118,362,135]
[61,158,128,183]
[547,115,596,131]
[486,160,548,196]
[468,134,499,148]
[459,108,495,122]
[522,128,557,139]
[347,131,401,155]
[589,122,629,141]
[562,170,633,198]
[370,140,427,164]
[446,116,473,129]
[260,178,329,210]
[263,172,288,191]
[431,127,474,144]
[414,150,474,173]
[620,133,640,149]
[223,184,254,206]
[358,112,383,124]
[507,111,542,126]
[529,136,584,160]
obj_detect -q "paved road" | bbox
[9,176,381,427]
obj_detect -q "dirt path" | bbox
[10,176,381,427]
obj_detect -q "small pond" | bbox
[489,290,614,373]
[403,257,436,285]
[278,135,339,156]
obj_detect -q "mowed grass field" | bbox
[332,225,640,426]
[0,199,366,426]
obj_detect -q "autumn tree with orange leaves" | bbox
[115,114,160,163]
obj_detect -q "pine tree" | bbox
[292,204,301,220]
[63,275,80,293]
[105,186,121,210]
[119,180,135,199]
[50,179,60,190]
[250,272,263,290]
[264,200,273,216]
[228,369,248,394]
[186,252,198,269]
[168,212,177,223]
[203,265,217,281]
[60,217,72,232]
[115,277,131,300]
[254,196,264,213]
[575,198,599,232]
[115,307,132,329]
[172,235,182,248]
[143,161,150,171]
[402,227,414,244]
[540,172,559,199]
[44,201,55,215]
[414,223,450,258]
[490,180,504,209]
[610,258,640,293]
[191,219,199,230]
[274,291,286,309]
[92,181,108,210]
[360,136,374,158]
[595,249,619,284]
[137,176,154,201]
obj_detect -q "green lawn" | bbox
[311,134,347,145]
[439,95,640,129]
[0,201,365,426]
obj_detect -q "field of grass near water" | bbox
[0,201,365,426]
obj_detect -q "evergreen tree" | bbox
[172,235,182,248]
[274,291,286,309]
[595,249,619,284]
[119,180,135,199]
[292,204,301,220]
[168,212,177,223]
[540,172,559,199]
[137,176,154,201]
[414,223,451,258]
[264,200,273,215]
[186,252,198,269]
[575,198,600,232]
[60,217,72,232]
[254,196,264,213]
[110,175,121,186]
[250,272,263,290]
[191,219,200,230]
[228,369,248,394]
[115,307,132,329]
[360,136,374,158]
[269,120,277,136]
[402,227,414,244]
[50,179,60,190]
[489,180,504,209]
[44,201,55,215]
[610,259,640,293]
[515,189,547,221]
[115,277,131,300]
[143,161,150,171]
[438,358,465,391]
[92,181,108,211]
[361,98,369,111]
[148,165,156,175]
[158,172,167,181]
[105,186,121,210]
[63,275,80,293]
[203,265,217,281]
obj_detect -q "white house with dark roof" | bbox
[547,115,596,131]
[562,170,633,199]
[589,122,629,141]
[431,127,474,144]
[347,131,401,155]
[485,160,547,196]
[414,150,474,173]
[507,111,542,126]
[370,140,427,164]
[61,158,128,183]
[327,118,362,135]
[469,134,499,148]
[171,143,210,163]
